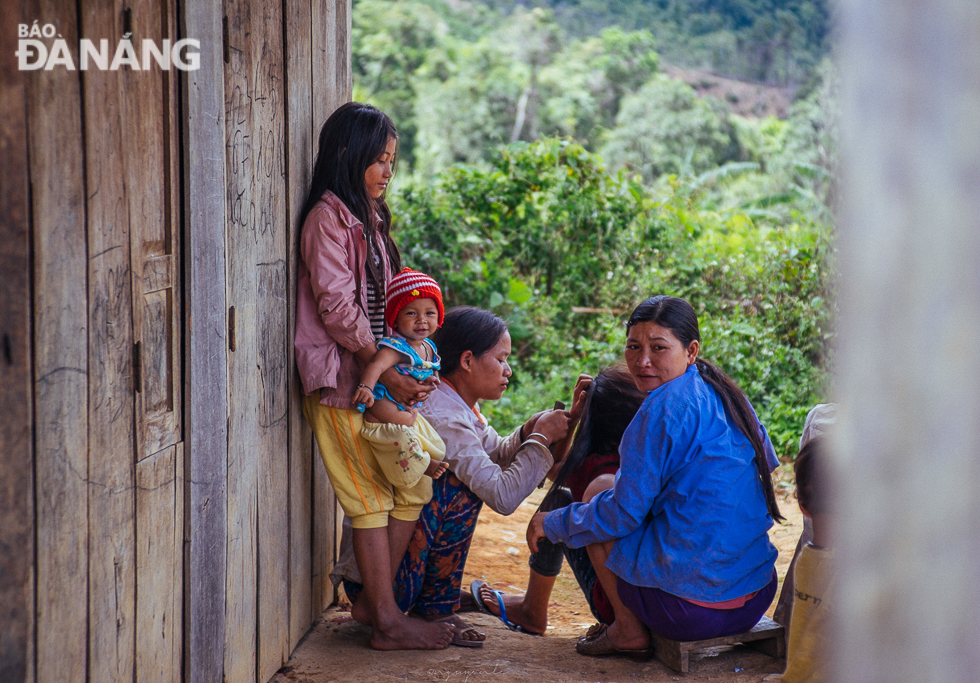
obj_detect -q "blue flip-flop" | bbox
[469,579,542,636]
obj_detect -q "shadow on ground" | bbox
[272,490,801,683]
[271,605,785,683]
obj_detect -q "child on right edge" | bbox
[352,268,450,576]
[782,436,834,683]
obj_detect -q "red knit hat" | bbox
[385,268,445,328]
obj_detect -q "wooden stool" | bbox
[649,616,786,673]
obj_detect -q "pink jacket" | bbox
[295,191,391,408]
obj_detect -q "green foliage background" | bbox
[354,0,837,458]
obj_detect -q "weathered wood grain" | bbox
[223,0,291,677]
[135,445,180,683]
[309,0,351,616]
[223,1,259,674]
[312,443,338,613]
[257,256,291,681]
[0,8,33,681]
[284,0,315,650]
[181,0,228,680]
[125,0,181,464]
[649,616,785,673]
[24,1,90,680]
[311,0,352,125]
[171,444,184,682]
[79,1,138,678]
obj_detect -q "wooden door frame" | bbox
[0,6,34,680]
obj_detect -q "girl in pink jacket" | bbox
[295,102,453,651]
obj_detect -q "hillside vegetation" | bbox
[353,0,837,457]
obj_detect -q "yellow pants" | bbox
[302,394,441,529]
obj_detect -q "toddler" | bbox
[353,268,450,499]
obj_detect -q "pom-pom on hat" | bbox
[385,268,445,328]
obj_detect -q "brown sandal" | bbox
[428,614,486,648]
[575,623,653,661]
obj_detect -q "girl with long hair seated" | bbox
[469,365,647,634]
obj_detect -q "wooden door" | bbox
[121,0,184,681]
[33,0,185,679]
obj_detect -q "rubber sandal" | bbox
[574,623,653,661]
[428,614,485,648]
[469,580,542,636]
[451,624,486,648]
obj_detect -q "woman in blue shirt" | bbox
[527,295,783,659]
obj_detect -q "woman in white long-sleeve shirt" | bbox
[341,306,571,646]
[423,308,571,515]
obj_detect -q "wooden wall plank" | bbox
[0,7,34,681]
[254,15,291,666]
[135,446,179,683]
[171,444,184,681]
[311,446,338,614]
[24,1,90,680]
[223,0,291,678]
[125,0,182,464]
[311,0,351,124]
[309,0,351,614]
[78,1,138,679]
[284,0,314,651]
[181,0,228,680]
[223,2,258,681]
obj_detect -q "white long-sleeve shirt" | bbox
[420,382,553,515]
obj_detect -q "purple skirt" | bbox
[617,571,778,642]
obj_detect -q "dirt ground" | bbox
[271,487,803,683]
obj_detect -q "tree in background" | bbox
[352,0,446,169]
[538,26,659,144]
[600,74,740,180]
[521,0,830,86]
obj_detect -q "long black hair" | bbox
[542,365,647,509]
[432,306,508,376]
[794,436,826,516]
[300,102,401,294]
[627,295,784,522]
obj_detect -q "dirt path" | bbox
[271,489,803,683]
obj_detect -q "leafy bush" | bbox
[393,138,834,457]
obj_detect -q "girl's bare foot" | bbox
[350,595,371,625]
[476,583,548,634]
[351,595,454,649]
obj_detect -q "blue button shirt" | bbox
[542,364,779,603]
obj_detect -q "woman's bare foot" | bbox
[476,583,548,634]
[370,613,454,650]
[592,619,650,652]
